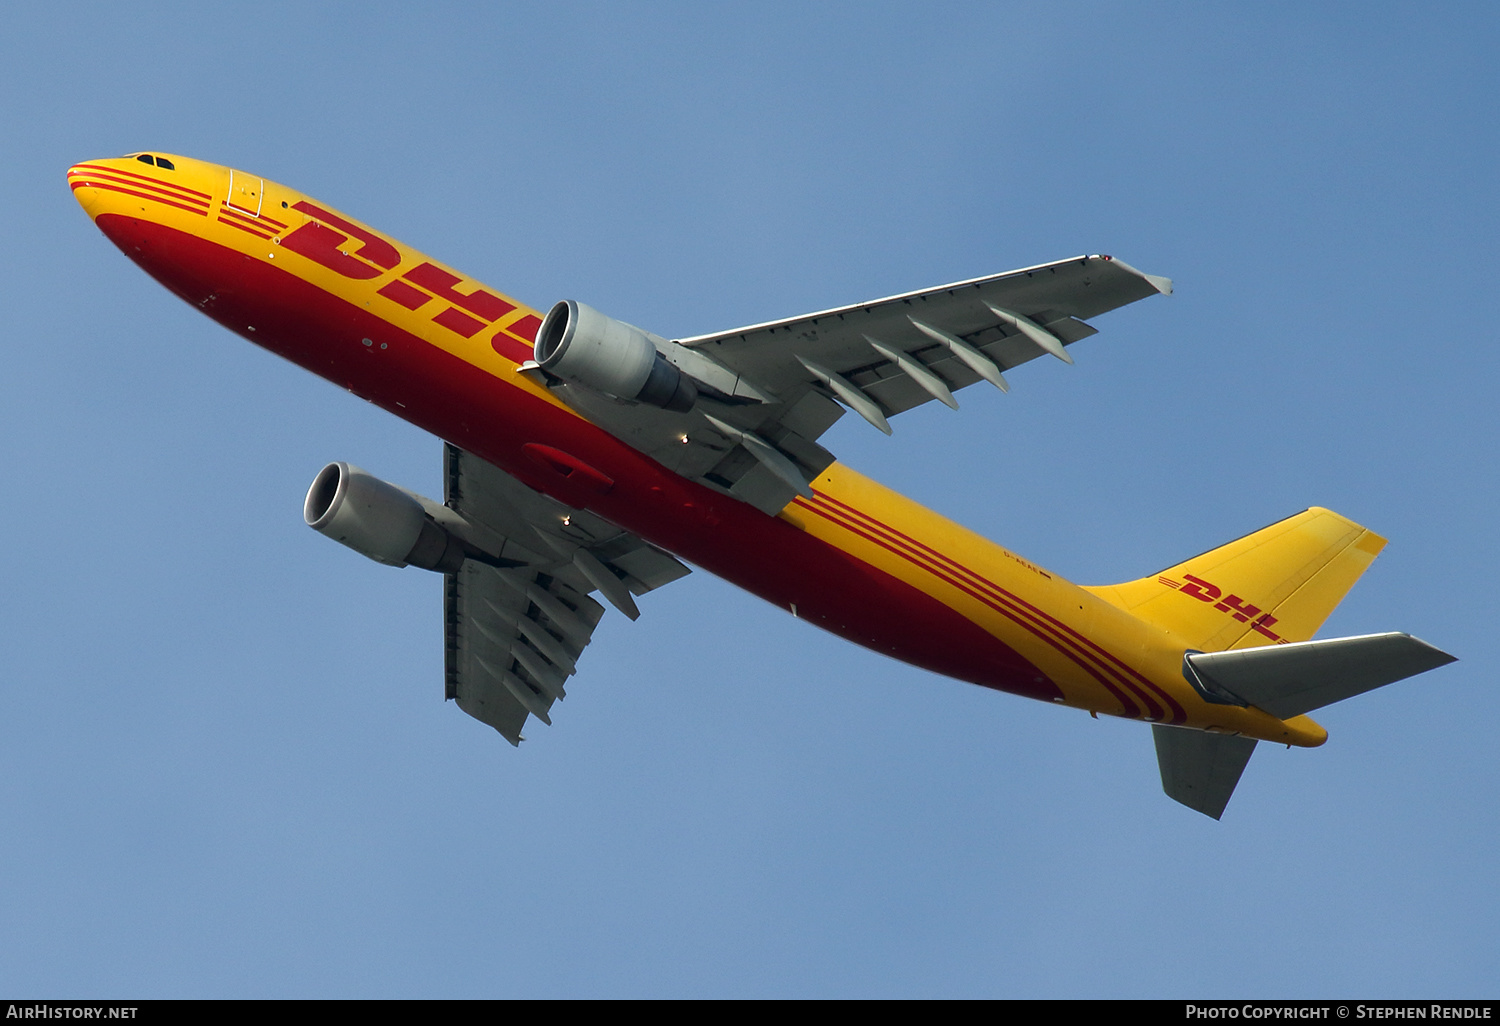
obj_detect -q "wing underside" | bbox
[526,255,1172,516]
[441,444,689,743]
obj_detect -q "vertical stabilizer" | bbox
[1086,508,1387,652]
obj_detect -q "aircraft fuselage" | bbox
[68,153,1326,748]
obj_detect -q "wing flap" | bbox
[441,444,688,741]
[446,558,607,744]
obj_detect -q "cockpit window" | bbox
[125,153,175,170]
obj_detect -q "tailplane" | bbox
[1152,727,1257,820]
[1155,633,1455,818]
[1184,632,1456,720]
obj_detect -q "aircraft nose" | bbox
[67,161,106,219]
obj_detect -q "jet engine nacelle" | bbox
[534,299,697,412]
[303,462,466,573]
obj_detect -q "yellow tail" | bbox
[1086,508,1388,652]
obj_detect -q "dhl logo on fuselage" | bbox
[1157,573,1288,643]
[277,200,542,363]
[69,159,542,366]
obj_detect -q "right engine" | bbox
[533,300,698,412]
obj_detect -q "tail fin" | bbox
[1086,508,1388,652]
[1104,510,1458,819]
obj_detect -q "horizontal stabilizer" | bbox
[1185,633,1456,720]
[1153,725,1257,819]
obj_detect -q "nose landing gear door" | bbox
[227,169,264,217]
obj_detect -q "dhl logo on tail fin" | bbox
[1086,508,1387,652]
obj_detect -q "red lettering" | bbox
[290,201,399,269]
[280,222,383,279]
[377,279,432,310]
[1250,614,1282,641]
[433,307,487,338]
[508,314,541,342]
[1214,594,1262,623]
[402,263,515,322]
[491,329,534,363]
[491,316,540,363]
[1180,574,1221,603]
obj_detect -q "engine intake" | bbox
[534,300,697,412]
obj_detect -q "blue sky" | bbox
[1,2,1495,997]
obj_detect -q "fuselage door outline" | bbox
[227,168,264,217]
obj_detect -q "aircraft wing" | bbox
[533,255,1170,516]
[441,444,690,743]
[676,254,1172,420]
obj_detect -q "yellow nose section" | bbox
[66,155,216,224]
[66,160,113,220]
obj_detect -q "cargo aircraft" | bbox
[68,153,1456,818]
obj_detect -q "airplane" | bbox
[67,151,1456,819]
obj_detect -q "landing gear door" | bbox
[227,169,264,217]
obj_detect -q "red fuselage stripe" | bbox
[217,204,281,235]
[70,165,213,205]
[809,492,1186,723]
[794,495,1147,718]
[72,179,210,217]
[216,215,276,239]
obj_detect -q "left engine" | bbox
[303,462,467,572]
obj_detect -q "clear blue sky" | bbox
[1,2,1494,998]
